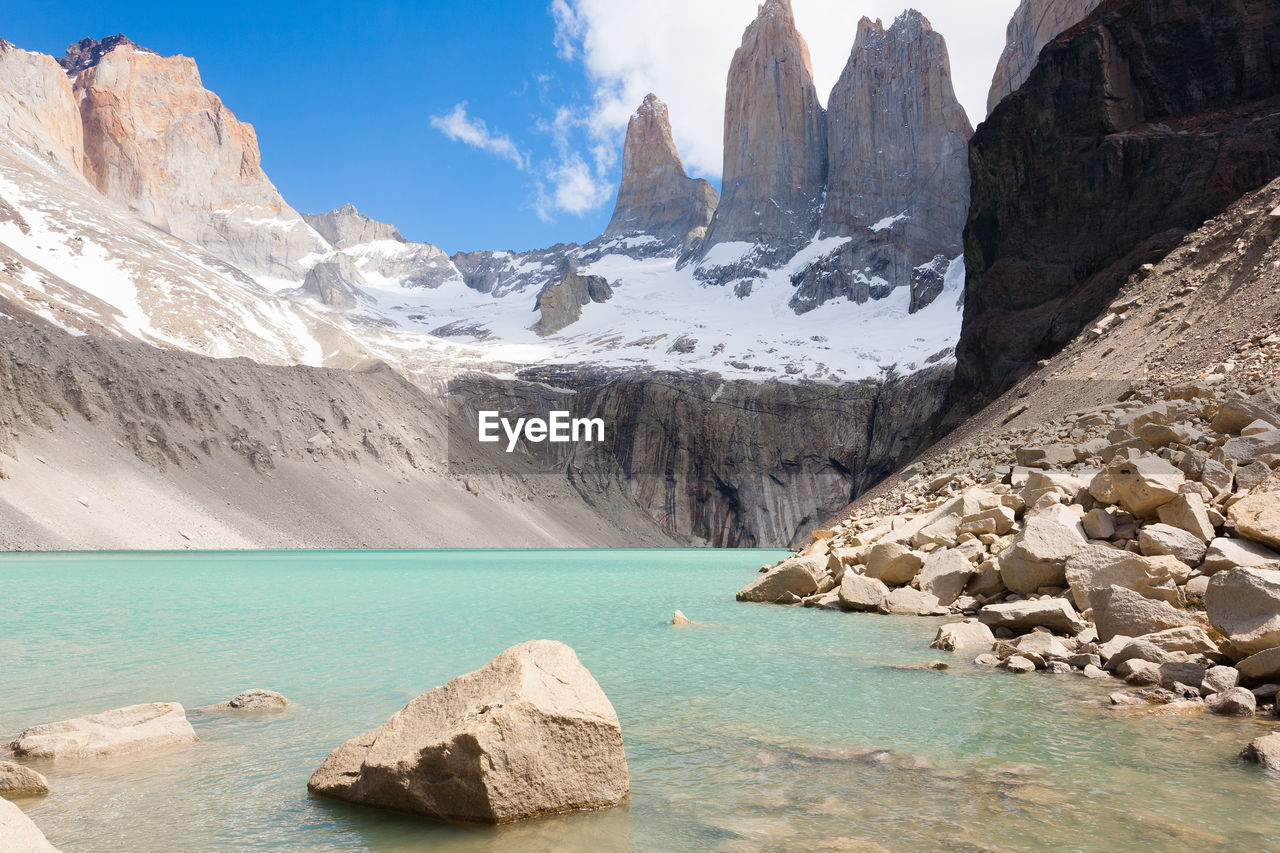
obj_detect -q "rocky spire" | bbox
[700,0,827,252]
[986,0,1102,114]
[58,34,155,76]
[821,11,972,241]
[604,94,717,244]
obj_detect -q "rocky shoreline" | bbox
[740,364,1280,768]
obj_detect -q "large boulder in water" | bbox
[308,640,628,824]
[737,555,824,602]
[0,798,58,851]
[8,703,197,759]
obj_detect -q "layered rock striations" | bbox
[451,364,953,547]
[792,11,972,314]
[0,41,84,173]
[604,94,717,246]
[70,38,328,281]
[950,0,1280,415]
[699,0,827,260]
[986,0,1102,114]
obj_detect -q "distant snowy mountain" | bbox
[0,10,968,385]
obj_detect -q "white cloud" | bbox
[429,103,528,170]
[551,0,1023,179]
[536,154,614,221]
[533,105,615,221]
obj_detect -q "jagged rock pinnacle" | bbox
[58,34,154,76]
[604,93,717,243]
[700,0,827,252]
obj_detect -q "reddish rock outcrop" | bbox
[604,94,717,244]
[950,0,1280,416]
[72,38,327,280]
[700,0,826,254]
[986,0,1102,115]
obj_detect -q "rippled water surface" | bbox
[3,549,1280,852]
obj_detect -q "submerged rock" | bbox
[205,689,290,712]
[1242,732,1280,770]
[308,640,628,824]
[0,761,49,796]
[9,702,198,759]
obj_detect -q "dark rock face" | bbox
[789,241,895,313]
[532,269,613,336]
[58,35,153,76]
[450,365,953,547]
[699,0,827,255]
[951,0,1280,414]
[987,0,1103,114]
[909,256,951,314]
[605,94,717,244]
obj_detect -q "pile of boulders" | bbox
[740,376,1280,762]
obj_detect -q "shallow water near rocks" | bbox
[3,549,1280,852]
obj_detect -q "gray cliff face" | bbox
[791,11,971,316]
[604,94,717,245]
[986,0,1103,114]
[302,203,404,248]
[532,269,614,336]
[699,0,827,260]
[450,365,953,547]
[298,254,371,311]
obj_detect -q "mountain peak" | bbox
[303,204,406,249]
[700,0,826,252]
[604,94,717,242]
[58,34,155,76]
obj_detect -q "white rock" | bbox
[0,798,59,852]
[1109,456,1184,517]
[1203,537,1280,574]
[930,620,995,652]
[917,549,974,606]
[9,703,197,759]
[1205,567,1280,657]
[308,640,628,823]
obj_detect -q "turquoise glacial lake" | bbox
[3,549,1280,852]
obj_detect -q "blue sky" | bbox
[7,1,1020,254]
[9,1,612,251]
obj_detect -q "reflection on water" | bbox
[2,549,1279,852]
